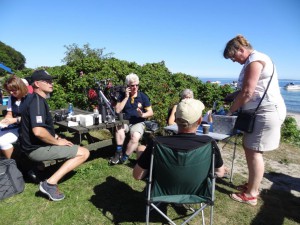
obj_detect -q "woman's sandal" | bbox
[230,192,257,206]
[236,183,261,196]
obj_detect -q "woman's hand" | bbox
[0,118,13,125]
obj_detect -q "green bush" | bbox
[281,116,300,147]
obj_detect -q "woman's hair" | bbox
[223,34,253,59]
[180,89,194,100]
[125,73,139,85]
[3,75,28,97]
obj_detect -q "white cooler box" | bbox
[80,115,94,127]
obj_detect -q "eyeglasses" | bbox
[129,84,139,87]
[39,80,53,84]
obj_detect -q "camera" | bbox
[110,85,126,101]
[54,112,68,122]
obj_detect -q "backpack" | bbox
[0,159,25,200]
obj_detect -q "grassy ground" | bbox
[1,131,300,225]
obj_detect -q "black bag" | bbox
[234,111,256,133]
[234,63,275,133]
[144,121,159,132]
[0,159,25,200]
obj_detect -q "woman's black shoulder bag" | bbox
[234,63,274,133]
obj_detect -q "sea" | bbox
[199,78,300,114]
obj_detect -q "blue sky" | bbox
[1,0,299,79]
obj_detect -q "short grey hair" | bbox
[125,73,139,85]
[180,89,194,100]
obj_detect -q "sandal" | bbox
[230,192,257,206]
[236,183,248,191]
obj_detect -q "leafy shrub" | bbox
[281,116,300,147]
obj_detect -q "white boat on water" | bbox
[284,82,300,90]
[206,81,221,85]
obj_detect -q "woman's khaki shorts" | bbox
[243,105,286,151]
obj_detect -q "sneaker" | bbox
[109,151,123,165]
[119,155,128,164]
[39,181,65,201]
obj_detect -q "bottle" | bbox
[212,101,217,114]
[218,106,226,115]
[68,103,74,116]
[93,107,100,125]
[106,110,112,123]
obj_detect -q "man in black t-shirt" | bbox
[19,70,90,201]
[133,98,225,180]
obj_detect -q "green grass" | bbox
[1,137,300,224]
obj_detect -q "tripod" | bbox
[95,79,116,123]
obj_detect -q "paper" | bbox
[0,123,8,128]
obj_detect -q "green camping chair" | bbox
[146,138,216,225]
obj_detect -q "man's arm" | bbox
[115,87,130,113]
[215,165,225,178]
[32,127,73,146]
[132,141,153,180]
[137,106,153,118]
[133,164,148,180]
[213,141,225,178]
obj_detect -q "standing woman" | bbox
[0,75,30,158]
[223,35,286,206]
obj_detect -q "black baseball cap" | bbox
[31,70,56,82]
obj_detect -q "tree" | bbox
[61,43,113,67]
[0,41,26,75]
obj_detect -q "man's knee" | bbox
[130,132,142,143]
[77,146,90,161]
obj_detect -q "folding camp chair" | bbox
[146,138,216,225]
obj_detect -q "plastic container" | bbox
[212,115,237,134]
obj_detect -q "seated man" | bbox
[110,73,153,164]
[133,98,225,180]
[19,70,90,201]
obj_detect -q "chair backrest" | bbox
[149,137,215,204]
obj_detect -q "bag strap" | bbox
[254,62,275,112]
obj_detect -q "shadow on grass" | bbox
[216,172,300,224]
[88,145,115,161]
[90,176,165,224]
[251,172,300,225]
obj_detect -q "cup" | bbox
[202,124,210,134]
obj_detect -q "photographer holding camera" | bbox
[109,73,153,165]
